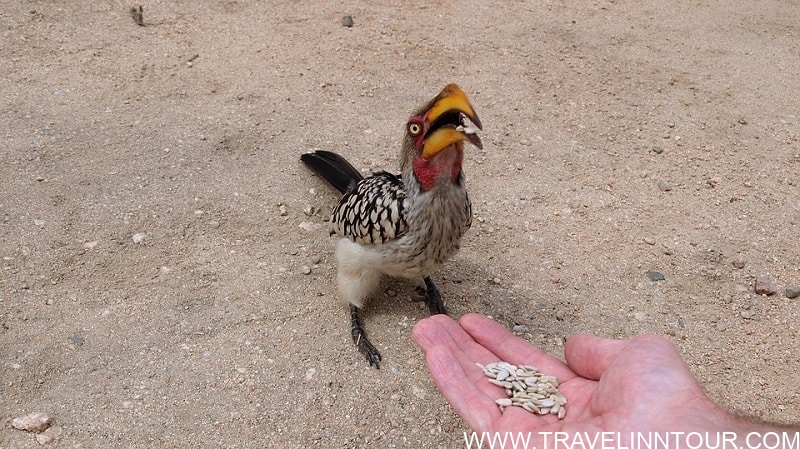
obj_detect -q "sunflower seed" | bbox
[495,398,513,407]
[535,398,556,408]
[522,402,539,413]
[488,378,511,388]
[456,124,479,135]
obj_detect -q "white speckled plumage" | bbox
[330,149,472,308]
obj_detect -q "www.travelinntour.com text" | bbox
[462,431,800,449]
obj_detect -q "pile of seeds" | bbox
[477,361,567,419]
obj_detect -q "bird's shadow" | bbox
[361,257,573,351]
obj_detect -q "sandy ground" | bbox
[2,1,799,447]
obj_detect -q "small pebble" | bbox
[310,255,321,264]
[342,15,354,27]
[646,271,665,281]
[305,367,317,380]
[652,146,664,154]
[512,324,529,334]
[731,256,746,269]
[298,221,321,232]
[279,205,288,216]
[69,335,85,347]
[643,237,656,245]
[657,180,672,191]
[12,411,52,433]
[300,265,312,275]
[132,233,147,244]
[785,285,800,299]
[35,425,63,445]
[754,275,778,296]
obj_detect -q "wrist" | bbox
[724,414,799,449]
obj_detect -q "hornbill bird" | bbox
[301,83,482,368]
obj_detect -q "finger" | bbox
[414,316,560,431]
[414,314,481,355]
[413,314,506,385]
[459,314,575,380]
[413,316,503,432]
[414,315,505,368]
[422,343,502,433]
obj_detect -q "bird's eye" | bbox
[407,122,422,136]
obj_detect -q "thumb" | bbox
[564,334,630,381]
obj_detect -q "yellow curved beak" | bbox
[421,83,483,159]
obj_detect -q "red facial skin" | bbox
[407,116,464,191]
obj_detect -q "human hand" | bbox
[413,313,739,446]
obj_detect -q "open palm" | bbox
[413,314,732,447]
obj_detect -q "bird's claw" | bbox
[350,304,381,369]
[357,335,382,369]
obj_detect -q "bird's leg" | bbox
[350,304,382,369]
[422,276,447,315]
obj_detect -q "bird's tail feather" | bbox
[301,150,364,194]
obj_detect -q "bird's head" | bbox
[401,83,483,190]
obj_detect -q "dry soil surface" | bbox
[2,1,799,447]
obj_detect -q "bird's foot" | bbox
[350,304,382,369]
[421,276,447,315]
